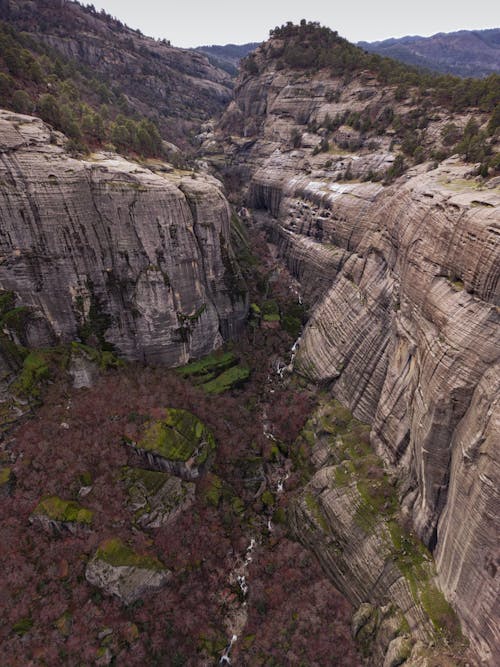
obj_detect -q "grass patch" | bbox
[421,583,462,642]
[95,538,165,571]
[305,491,329,532]
[202,365,250,395]
[33,496,93,525]
[11,351,50,399]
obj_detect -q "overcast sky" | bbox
[91,0,499,48]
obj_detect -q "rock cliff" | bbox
[214,32,500,665]
[0,110,247,365]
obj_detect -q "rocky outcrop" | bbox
[85,538,170,605]
[30,495,93,534]
[215,37,500,665]
[0,111,247,365]
[124,408,216,480]
[121,467,195,529]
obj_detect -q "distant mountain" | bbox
[358,28,500,78]
[194,43,260,75]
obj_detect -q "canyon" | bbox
[0,10,499,667]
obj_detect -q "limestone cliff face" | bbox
[0,111,247,364]
[215,46,500,665]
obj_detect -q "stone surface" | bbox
[0,111,247,366]
[218,46,500,664]
[85,538,170,605]
[121,466,195,529]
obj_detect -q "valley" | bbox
[0,6,499,667]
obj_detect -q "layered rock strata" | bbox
[213,42,500,664]
[253,158,500,665]
[0,111,247,365]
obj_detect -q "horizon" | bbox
[90,0,499,49]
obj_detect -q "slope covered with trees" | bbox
[358,28,500,79]
[0,0,233,153]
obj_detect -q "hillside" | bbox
[0,0,233,151]
[359,28,500,78]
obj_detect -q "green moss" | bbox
[272,507,287,524]
[33,496,94,525]
[121,466,167,496]
[420,582,462,642]
[261,490,275,507]
[95,538,165,571]
[0,467,13,486]
[250,303,261,315]
[203,474,223,507]
[230,496,245,515]
[12,617,33,636]
[79,471,93,487]
[263,313,281,323]
[0,290,15,317]
[450,279,465,291]
[11,351,50,399]
[177,351,238,380]
[138,408,216,465]
[305,491,329,532]
[1,306,31,335]
[202,365,250,395]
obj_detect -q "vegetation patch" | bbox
[71,342,123,370]
[137,408,216,465]
[32,496,93,525]
[94,538,165,571]
[11,351,51,400]
[202,364,250,395]
[176,351,238,382]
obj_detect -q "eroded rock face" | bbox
[0,111,247,365]
[257,162,500,665]
[216,46,500,665]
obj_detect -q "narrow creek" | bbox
[218,325,301,664]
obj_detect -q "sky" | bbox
[91,0,499,48]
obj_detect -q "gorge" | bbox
[0,5,499,666]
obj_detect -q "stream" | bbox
[218,326,301,664]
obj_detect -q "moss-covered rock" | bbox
[12,617,33,636]
[121,466,195,528]
[31,495,93,533]
[86,538,170,605]
[129,408,216,479]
